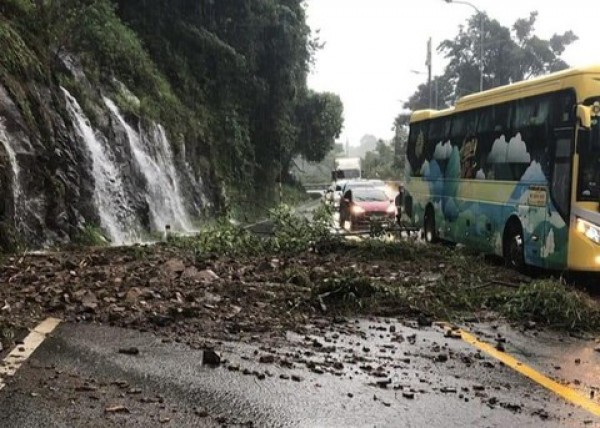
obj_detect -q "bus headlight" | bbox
[351,205,366,215]
[576,218,600,244]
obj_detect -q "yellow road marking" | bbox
[0,317,61,390]
[452,326,600,417]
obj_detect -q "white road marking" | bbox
[0,317,61,390]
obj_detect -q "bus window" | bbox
[428,118,450,146]
[552,135,572,218]
[452,111,479,178]
[450,110,478,146]
[407,121,429,176]
[554,90,576,127]
[513,95,552,180]
[478,105,515,180]
[493,102,512,135]
[429,118,452,174]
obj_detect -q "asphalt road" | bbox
[0,320,595,427]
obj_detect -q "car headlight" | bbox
[386,204,396,214]
[351,205,365,215]
[577,218,600,244]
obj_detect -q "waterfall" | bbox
[62,88,141,245]
[0,121,22,228]
[103,98,193,233]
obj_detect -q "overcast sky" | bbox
[305,0,598,145]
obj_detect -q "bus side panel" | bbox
[453,180,515,254]
[405,177,429,230]
[406,175,569,269]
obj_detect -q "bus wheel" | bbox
[424,208,437,244]
[504,222,525,271]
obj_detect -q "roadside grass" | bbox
[72,224,109,247]
[499,280,600,330]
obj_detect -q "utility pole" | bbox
[426,37,432,108]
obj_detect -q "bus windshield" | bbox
[578,118,600,200]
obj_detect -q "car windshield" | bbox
[353,188,388,202]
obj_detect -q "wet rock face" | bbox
[0,81,96,247]
[0,62,220,249]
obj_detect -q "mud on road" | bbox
[0,239,598,426]
[0,240,530,345]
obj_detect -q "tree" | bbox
[404,11,577,110]
[362,140,399,180]
[392,114,409,173]
[295,91,344,162]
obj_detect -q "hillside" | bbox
[0,0,342,249]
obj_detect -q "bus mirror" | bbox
[577,105,592,128]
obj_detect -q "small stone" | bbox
[197,269,219,283]
[575,358,581,364]
[259,355,276,364]
[376,379,391,389]
[194,409,209,418]
[435,354,448,363]
[76,384,98,392]
[525,321,537,329]
[203,349,221,366]
[402,391,415,399]
[159,417,171,424]
[440,386,457,393]
[389,325,396,333]
[118,347,140,356]
[164,259,186,274]
[444,329,461,339]
[105,405,130,414]
[291,375,303,382]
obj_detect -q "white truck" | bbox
[332,157,361,181]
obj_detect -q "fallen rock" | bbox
[197,269,220,283]
[259,354,276,364]
[105,405,130,414]
[125,287,143,303]
[118,347,140,356]
[203,349,221,366]
[165,259,186,275]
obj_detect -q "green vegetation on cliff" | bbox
[0,0,343,209]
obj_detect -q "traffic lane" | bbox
[288,319,594,426]
[0,322,590,427]
[470,323,600,405]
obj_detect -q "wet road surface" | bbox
[0,320,596,427]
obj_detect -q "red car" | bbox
[339,187,396,231]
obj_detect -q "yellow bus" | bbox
[404,65,600,271]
